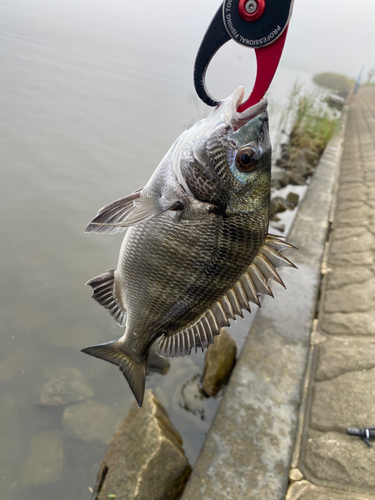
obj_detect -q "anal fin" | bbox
[81,340,146,408]
[86,269,127,326]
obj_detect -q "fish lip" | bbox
[235,89,268,118]
[230,87,268,129]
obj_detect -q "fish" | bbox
[82,87,296,408]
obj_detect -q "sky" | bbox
[283,0,375,79]
[2,0,374,81]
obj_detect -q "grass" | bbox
[278,82,340,157]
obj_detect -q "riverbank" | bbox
[181,90,349,500]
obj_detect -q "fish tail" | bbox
[81,340,146,408]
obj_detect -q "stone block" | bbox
[202,329,237,397]
[320,311,375,336]
[310,368,375,431]
[323,280,375,314]
[330,226,367,240]
[286,480,375,500]
[337,184,366,201]
[315,338,375,380]
[335,204,372,226]
[328,251,374,267]
[324,267,373,290]
[303,430,375,493]
[93,389,191,500]
[330,231,375,254]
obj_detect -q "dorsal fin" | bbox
[86,269,127,326]
[155,234,297,358]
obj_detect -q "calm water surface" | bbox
[1,1,316,498]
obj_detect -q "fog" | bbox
[2,0,374,82]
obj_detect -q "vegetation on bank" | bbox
[312,72,355,97]
[280,83,340,156]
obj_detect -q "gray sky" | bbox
[4,0,375,81]
[284,0,375,79]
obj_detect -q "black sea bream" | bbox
[82,87,296,407]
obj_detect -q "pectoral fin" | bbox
[85,189,143,235]
[85,191,183,234]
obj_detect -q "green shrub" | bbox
[278,83,340,158]
[312,72,355,97]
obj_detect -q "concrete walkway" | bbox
[287,85,375,499]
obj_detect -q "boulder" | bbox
[23,432,64,485]
[270,196,293,217]
[92,389,191,500]
[269,221,285,233]
[62,400,121,444]
[202,329,237,397]
[286,191,300,207]
[39,367,93,406]
[288,171,308,185]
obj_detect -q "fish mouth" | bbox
[231,86,268,129]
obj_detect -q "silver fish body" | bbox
[82,88,296,407]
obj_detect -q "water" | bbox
[0,1,316,498]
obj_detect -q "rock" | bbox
[299,148,319,165]
[303,430,375,492]
[270,196,292,217]
[39,367,93,406]
[286,192,300,207]
[180,374,206,417]
[310,368,375,431]
[289,171,307,185]
[289,468,304,482]
[62,400,121,444]
[202,329,237,397]
[23,432,64,485]
[290,159,313,179]
[275,157,289,169]
[315,339,375,381]
[92,389,191,500]
[148,344,170,374]
[270,221,285,232]
[271,179,282,190]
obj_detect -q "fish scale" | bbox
[82,88,296,407]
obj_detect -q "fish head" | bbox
[176,87,271,213]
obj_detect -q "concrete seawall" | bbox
[182,94,349,498]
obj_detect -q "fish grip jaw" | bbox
[193,0,294,111]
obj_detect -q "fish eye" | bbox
[235,146,259,172]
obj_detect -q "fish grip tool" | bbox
[194,0,294,112]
